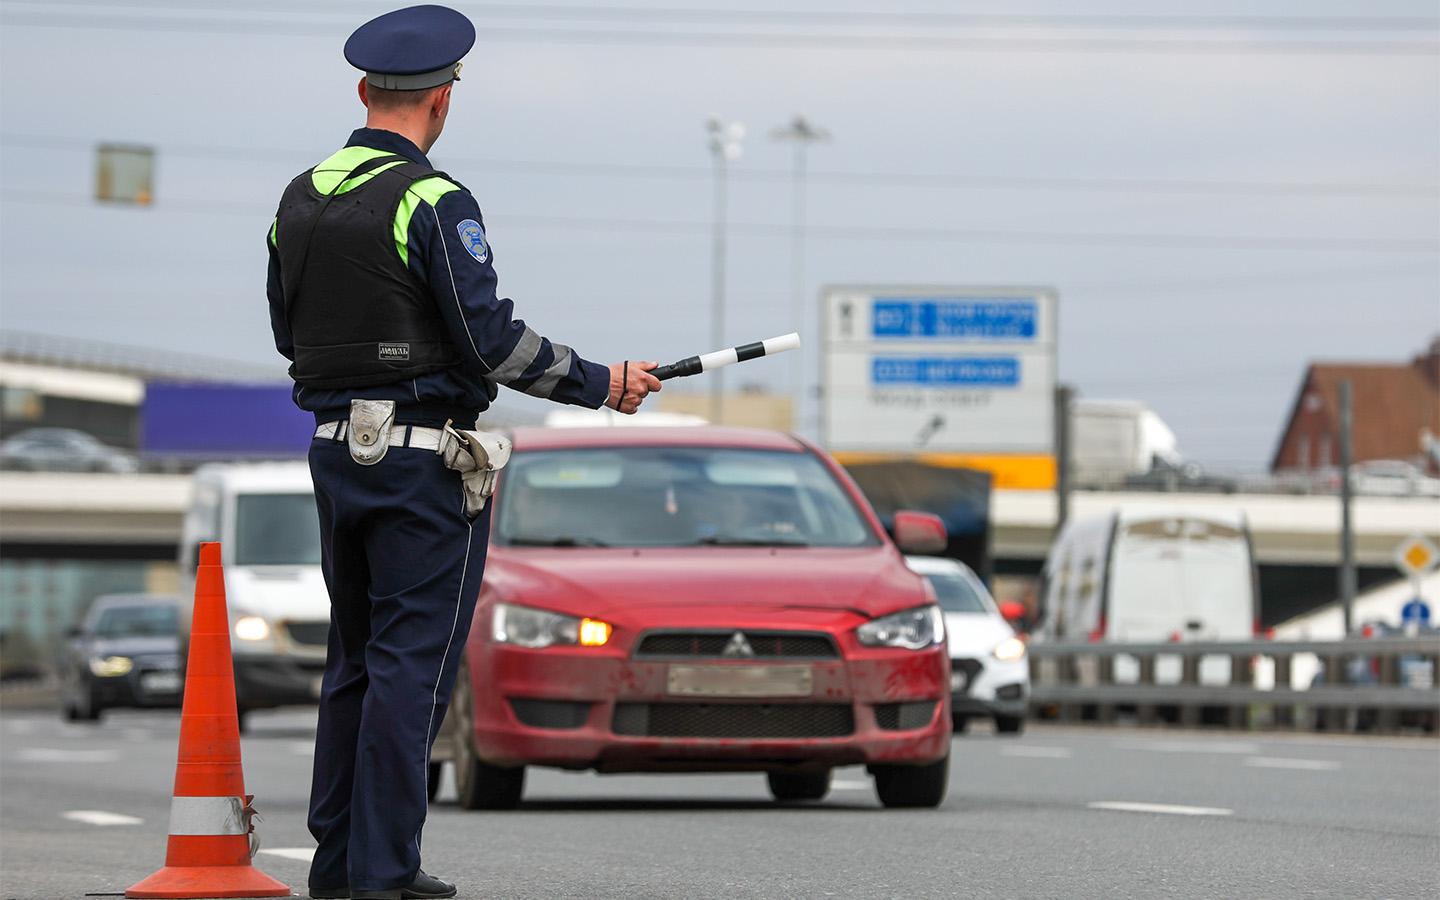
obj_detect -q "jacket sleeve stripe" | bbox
[526,345,574,398]
[488,327,544,384]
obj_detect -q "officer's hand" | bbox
[607,361,662,414]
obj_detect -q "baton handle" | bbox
[652,356,703,381]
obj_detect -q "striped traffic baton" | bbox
[650,332,802,381]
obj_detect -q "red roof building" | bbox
[1271,337,1440,474]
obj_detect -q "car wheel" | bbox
[994,715,1025,735]
[65,685,101,722]
[872,752,949,809]
[766,770,831,803]
[427,762,444,802]
[451,659,524,810]
[951,714,969,734]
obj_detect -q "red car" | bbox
[433,426,952,809]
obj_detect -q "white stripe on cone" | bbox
[168,796,249,835]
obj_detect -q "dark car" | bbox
[60,594,183,721]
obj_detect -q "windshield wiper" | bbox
[691,535,811,547]
[507,536,611,547]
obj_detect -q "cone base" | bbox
[126,864,292,898]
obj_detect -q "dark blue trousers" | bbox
[306,437,489,893]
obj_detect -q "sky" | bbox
[0,0,1436,467]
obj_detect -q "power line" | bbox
[3,188,1436,254]
[0,10,1435,55]
[10,1,1439,32]
[3,133,1434,200]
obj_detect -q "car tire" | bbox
[951,714,969,734]
[427,762,444,802]
[766,770,831,803]
[872,752,949,809]
[451,659,525,811]
[64,685,102,722]
[994,715,1025,735]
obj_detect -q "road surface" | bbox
[1,709,1436,898]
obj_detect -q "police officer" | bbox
[265,6,661,898]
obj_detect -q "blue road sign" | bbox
[871,356,1021,387]
[1401,597,1432,627]
[872,298,1038,340]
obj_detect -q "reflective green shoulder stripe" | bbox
[309,146,405,195]
[269,218,277,247]
[394,176,463,267]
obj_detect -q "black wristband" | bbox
[614,360,629,411]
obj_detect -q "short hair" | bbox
[366,83,443,111]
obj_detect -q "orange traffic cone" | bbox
[127,542,291,899]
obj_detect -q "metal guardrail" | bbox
[1027,637,1440,733]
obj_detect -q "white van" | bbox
[1035,510,1259,681]
[180,462,330,725]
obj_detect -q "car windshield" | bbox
[923,572,990,614]
[233,493,322,565]
[496,446,877,548]
[94,604,177,638]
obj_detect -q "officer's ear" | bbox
[358,77,372,109]
[431,84,452,120]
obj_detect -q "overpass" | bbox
[3,471,1434,567]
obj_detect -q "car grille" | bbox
[634,631,838,660]
[285,621,330,647]
[951,658,984,694]
[612,702,854,738]
[874,701,938,731]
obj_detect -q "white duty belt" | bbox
[314,420,443,451]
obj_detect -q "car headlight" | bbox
[993,637,1027,662]
[89,656,133,677]
[493,603,611,649]
[234,616,271,642]
[857,605,945,650]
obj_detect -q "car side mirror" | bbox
[892,510,947,555]
[998,601,1027,624]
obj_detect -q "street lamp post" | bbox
[770,114,830,431]
[706,116,744,425]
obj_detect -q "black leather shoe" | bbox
[352,870,457,900]
[309,888,348,899]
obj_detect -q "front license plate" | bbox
[667,665,813,698]
[140,672,180,694]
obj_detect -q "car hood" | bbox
[87,636,178,659]
[944,612,1015,657]
[224,566,331,621]
[485,546,928,621]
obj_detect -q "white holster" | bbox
[437,420,513,517]
[347,399,396,466]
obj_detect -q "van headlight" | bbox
[493,603,611,649]
[234,616,271,642]
[89,656,133,677]
[992,637,1027,662]
[857,605,945,650]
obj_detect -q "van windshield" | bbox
[234,493,322,566]
[496,447,877,548]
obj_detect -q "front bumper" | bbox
[466,642,951,772]
[87,666,182,709]
[232,654,326,710]
[949,655,1029,719]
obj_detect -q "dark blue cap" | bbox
[345,5,475,90]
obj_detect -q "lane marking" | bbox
[18,748,120,763]
[1088,801,1233,817]
[63,810,143,826]
[260,847,316,862]
[1115,740,1258,756]
[830,780,872,791]
[1001,746,1073,759]
[1244,757,1340,771]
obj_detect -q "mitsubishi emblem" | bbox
[722,631,755,658]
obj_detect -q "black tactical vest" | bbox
[276,154,462,389]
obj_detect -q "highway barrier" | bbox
[1028,636,1440,734]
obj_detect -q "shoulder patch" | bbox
[456,218,488,264]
